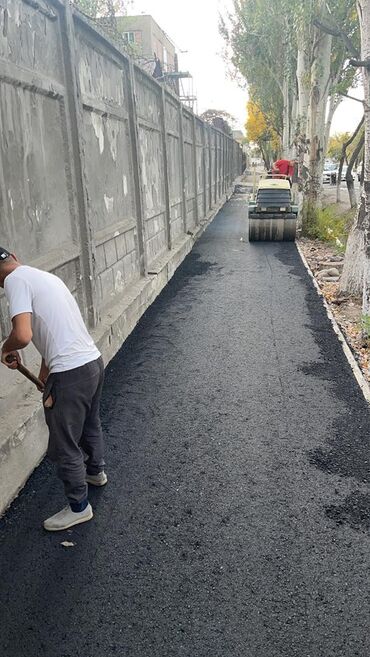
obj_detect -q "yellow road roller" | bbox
[248,176,298,241]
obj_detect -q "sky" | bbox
[129,0,363,137]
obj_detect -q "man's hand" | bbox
[1,350,21,369]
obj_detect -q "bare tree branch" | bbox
[339,92,365,104]
[313,18,359,59]
[349,58,370,69]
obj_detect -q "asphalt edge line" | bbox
[296,241,370,405]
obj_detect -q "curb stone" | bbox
[296,241,370,405]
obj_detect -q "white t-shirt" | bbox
[4,265,100,373]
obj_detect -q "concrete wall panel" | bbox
[77,37,127,110]
[82,112,135,233]
[0,86,75,261]
[0,0,64,83]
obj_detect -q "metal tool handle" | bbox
[5,355,44,391]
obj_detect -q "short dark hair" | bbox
[0,247,11,262]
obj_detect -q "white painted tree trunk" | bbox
[358,0,370,331]
[325,93,341,155]
[290,88,298,151]
[304,30,332,205]
[297,49,310,130]
[301,29,332,231]
[340,196,366,295]
[282,76,290,156]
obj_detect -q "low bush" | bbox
[302,203,354,251]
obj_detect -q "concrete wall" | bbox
[0,0,243,514]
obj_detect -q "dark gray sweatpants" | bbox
[43,357,105,504]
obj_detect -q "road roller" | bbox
[248,176,298,241]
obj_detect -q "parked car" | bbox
[322,163,337,185]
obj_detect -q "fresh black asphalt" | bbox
[1,196,370,656]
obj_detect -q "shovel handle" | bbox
[5,355,44,391]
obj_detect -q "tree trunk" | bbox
[302,30,332,234]
[340,196,366,295]
[336,118,364,203]
[282,76,290,156]
[358,0,370,333]
[325,93,341,155]
[347,176,358,210]
[296,48,310,130]
[346,133,364,208]
[259,143,270,170]
[290,87,298,151]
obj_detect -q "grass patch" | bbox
[302,202,355,251]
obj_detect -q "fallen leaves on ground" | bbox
[300,238,370,382]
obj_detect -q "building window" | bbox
[123,31,136,44]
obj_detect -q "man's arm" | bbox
[1,313,33,369]
[38,358,49,383]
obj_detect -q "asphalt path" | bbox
[1,196,370,656]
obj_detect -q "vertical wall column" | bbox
[127,60,147,277]
[191,114,199,226]
[202,122,207,220]
[208,125,213,211]
[160,88,172,250]
[61,0,97,328]
[214,131,218,204]
[178,104,187,234]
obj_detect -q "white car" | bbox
[322,163,337,184]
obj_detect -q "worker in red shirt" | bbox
[272,159,296,180]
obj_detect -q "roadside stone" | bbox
[321,276,340,282]
[318,261,344,269]
[327,255,344,262]
[316,267,340,279]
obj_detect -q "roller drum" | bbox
[248,213,296,242]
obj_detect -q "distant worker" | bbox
[272,159,297,181]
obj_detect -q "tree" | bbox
[200,109,236,136]
[328,132,353,160]
[220,0,296,155]
[335,118,364,203]
[340,1,370,301]
[300,0,359,234]
[74,0,127,18]
[245,100,280,168]
[356,0,370,334]
[221,0,359,235]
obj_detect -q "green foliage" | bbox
[73,0,126,20]
[221,0,359,159]
[328,127,365,164]
[303,204,349,249]
[220,0,294,136]
[328,132,352,161]
[361,313,370,339]
[200,109,236,135]
[302,201,320,239]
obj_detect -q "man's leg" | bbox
[81,358,105,478]
[43,361,102,530]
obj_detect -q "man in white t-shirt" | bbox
[0,247,107,531]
